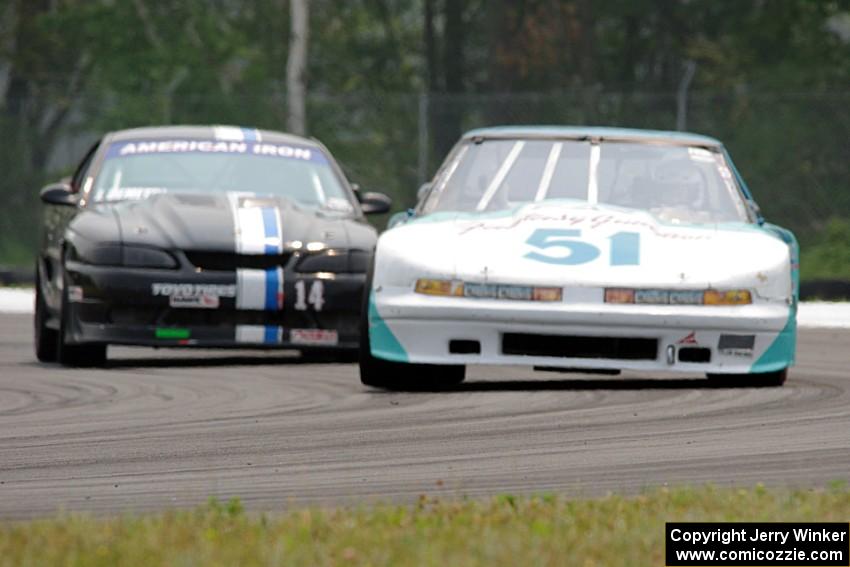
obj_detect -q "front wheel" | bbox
[359,339,466,391]
[56,266,106,367]
[706,368,787,388]
[358,267,464,391]
[34,268,58,362]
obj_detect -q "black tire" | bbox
[706,368,787,388]
[358,264,464,391]
[299,348,358,364]
[56,267,106,368]
[34,268,59,362]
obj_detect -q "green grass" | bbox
[0,485,848,566]
[0,240,34,269]
[801,218,850,281]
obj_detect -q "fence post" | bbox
[417,92,429,186]
[676,60,697,131]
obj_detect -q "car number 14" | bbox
[294,280,325,311]
[524,229,640,266]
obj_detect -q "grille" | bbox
[678,347,711,363]
[502,333,658,360]
[185,251,292,271]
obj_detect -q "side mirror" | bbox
[40,182,77,207]
[359,192,392,215]
[416,182,433,201]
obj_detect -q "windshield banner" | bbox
[104,139,327,164]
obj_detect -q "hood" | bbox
[377,202,793,299]
[97,192,375,252]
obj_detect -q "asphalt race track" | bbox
[0,313,848,519]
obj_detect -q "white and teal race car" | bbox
[360,127,798,390]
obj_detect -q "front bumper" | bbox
[369,287,796,374]
[64,261,365,350]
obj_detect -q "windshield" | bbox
[90,139,356,213]
[422,139,749,223]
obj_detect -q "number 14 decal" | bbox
[294,280,325,311]
[524,229,640,266]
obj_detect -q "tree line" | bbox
[1,0,849,265]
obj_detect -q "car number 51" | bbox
[524,229,640,266]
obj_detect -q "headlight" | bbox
[73,244,177,269]
[415,278,464,296]
[703,289,752,306]
[122,246,178,269]
[73,244,123,266]
[295,250,370,273]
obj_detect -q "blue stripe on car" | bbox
[261,207,279,254]
[264,268,279,310]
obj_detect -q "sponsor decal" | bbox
[718,334,755,357]
[669,290,704,305]
[457,209,712,241]
[151,283,236,298]
[156,328,190,340]
[635,289,669,304]
[677,331,698,345]
[464,282,500,299]
[97,186,167,202]
[169,294,220,309]
[67,286,84,303]
[324,197,353,213]
[105,139,326,164]
[290,329,339,346]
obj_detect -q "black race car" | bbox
[35,125,391,366]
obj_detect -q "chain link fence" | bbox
[1,90,848,268]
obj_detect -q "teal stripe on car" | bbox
[751,307,797,373]
[368,291,408,362]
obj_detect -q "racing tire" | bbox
[358,264,465,391]
[56,266,107,368]
[706,368,787,388]
[34,268,58,362]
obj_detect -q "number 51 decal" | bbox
[524,229,640,266]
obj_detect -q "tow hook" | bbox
[666,345,676,365]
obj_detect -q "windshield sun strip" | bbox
[425,144,469,211]
[715,151,750,221]
[587,142,600,205]
[310,171,326,204]
[534,142,563,202]
[476,141,526,211]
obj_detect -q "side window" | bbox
[70,141,101,193]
